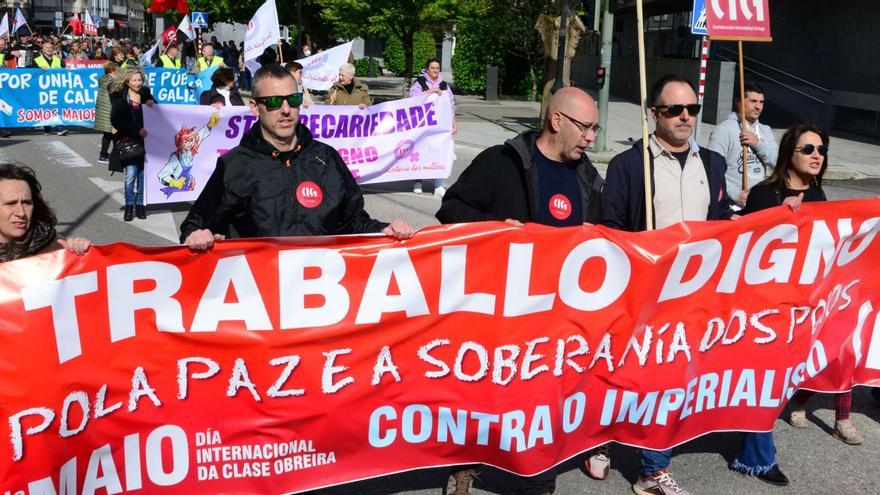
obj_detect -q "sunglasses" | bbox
[558,111,603,137]
[654,104,702,117]
[795,144,829,156]
[254,93,303,110]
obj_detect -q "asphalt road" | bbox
[1,128,879,495]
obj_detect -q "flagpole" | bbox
[635,0,654,231]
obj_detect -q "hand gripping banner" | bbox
[1,200,879,494]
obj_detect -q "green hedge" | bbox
[451,17,504,94]
[355,57,379,77]
[383,32,437,77]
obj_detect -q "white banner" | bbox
[143,94,454,205]
[295,41,353,91]
[243,0,280,76]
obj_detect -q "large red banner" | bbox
[707,0,772,41]
[1,200,879,494]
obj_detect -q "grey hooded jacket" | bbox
[707,111,778,203]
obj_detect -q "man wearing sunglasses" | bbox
[180,63,414,250]
[601,75,734,495]
[708,82,779,208]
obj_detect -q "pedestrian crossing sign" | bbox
[192,12,209,29]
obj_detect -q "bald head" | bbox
[546,87,596,122]
[539,87,600,162]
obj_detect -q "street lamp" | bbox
[551,0,570,93]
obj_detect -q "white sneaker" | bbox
[56,129,69,136]
[633,470,689,495]
[586,444,611,480]
[434,185,446,198]
[413,180,423,194]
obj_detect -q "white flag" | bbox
[84,10,98,36]
[12,8,27,34]
[139,39,160,67]
[243,0,281,75]
[295,41,353,91]
[0,13,9,39]
[177,15,195,40]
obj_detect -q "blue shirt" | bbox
[534,149,582,227]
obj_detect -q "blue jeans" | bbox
[640,449,671,476]
[124,164,144,206]
[731,432,776,475]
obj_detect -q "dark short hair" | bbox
[764,123,829,191]
[284,61,303,72]
[211,67,235,87]
[251,63,296,97]
[424,57,441,70]
[650,74,695,107]
[0,162,57,237]
[733,82,765,110]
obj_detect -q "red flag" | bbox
[161,24,177,45]
[176,0,189,14]
[67,13,83,35]
[148,0,169,13]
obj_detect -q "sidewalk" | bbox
[362,77,878,180]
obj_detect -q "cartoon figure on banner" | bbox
[157,112,220,197]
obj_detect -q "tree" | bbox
[452,0,557,99]
[318,0,460,89]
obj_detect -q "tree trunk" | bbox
[402,32,415,97]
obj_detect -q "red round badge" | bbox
[296,182,323,208]
[549,194,572,220]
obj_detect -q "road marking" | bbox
[44,141,93,168]
[89,177,181,243]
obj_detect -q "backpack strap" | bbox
[416,76,429,91]
[439,81,448,91]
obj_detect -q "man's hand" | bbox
[146,100,155,108]
[505,218,524,227]
[382,220,415,240]
[139,128,148,138]
[740,129,758,147]
[783,192,804,212]
[358,103,367,110]
[184,229,225,251]
[737,190,749,206]
[59,237,91,255]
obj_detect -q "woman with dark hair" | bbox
[409,57,456,198]
[0,163,90,262]
[731,123,838,487]
[110,65,155,221]
[199,68,245,107]
[740,123,829,214]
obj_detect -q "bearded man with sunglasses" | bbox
[180,64,414,250]
[600,74,733,495]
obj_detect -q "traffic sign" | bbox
[691,0,707,36]
[191,12,208,29]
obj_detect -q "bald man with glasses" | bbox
[437,86,604,231]
[436,86,604,495]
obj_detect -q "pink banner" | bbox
[707,0,772,40]
[143,94,454,205]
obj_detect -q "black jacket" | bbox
[601,140,734,232]
[199,87,245,106]
[108,86,155,171]
[436,130,604,224]
[179,122,388,242]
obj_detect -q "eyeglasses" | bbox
[254,93,303,110]
[558,112,603,137]
[795,144,829,156]
[654,104,702,117]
